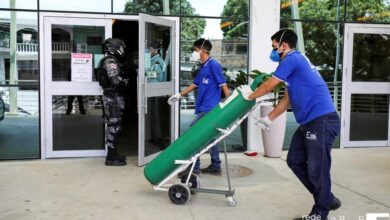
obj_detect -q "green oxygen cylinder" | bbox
[144,77,264,185]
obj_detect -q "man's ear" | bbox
[282,42,288,49]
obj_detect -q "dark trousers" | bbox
[286,112,340,218]
[66,96,85,113]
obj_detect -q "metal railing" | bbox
[0,41,71,53]
[52,42,71,52]
[351,94,389,113]
[16,43,38,53]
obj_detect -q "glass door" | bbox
[341,24,390,147]
[138,14,178,166]
[41,15,112,157]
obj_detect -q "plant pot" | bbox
[260,105,287,158]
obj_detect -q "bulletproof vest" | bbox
[97,55,122,90]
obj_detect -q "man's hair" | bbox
[271,29,297,49]
[193,38,212,53]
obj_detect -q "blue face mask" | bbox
[270,49,281,62]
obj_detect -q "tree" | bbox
[220,0,249,39]
[124,0,206,44]
[280,0,390,81]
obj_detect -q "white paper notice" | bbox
[71,53,93,82]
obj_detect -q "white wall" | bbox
[247,0,280,152]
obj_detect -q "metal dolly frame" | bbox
[153,99,274,206]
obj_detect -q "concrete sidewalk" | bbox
[0,148,389,220]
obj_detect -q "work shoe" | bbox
[177,166,200,178]
[293,214,327,220]
[201,165,222,175]
[105,148,126,166]
[329,196,342,211]
[105,154,126,166]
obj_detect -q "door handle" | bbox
[144,79,148,115]
[139,80,147,115]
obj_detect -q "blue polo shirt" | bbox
[273,51,336,125]
[193,57,226,114]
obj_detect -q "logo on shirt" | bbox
[306,131,317,141]
[202,77,209,85]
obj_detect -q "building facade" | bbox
[0,0,389,161]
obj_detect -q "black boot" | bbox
[105,148,126,166]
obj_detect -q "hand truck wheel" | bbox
[227,196,236,207]
[181,173,200,194]
[168,183,191,205]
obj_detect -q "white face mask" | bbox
[191,51,201,62]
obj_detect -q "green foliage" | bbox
[345,0,390,22]
[220,0,249,39]
[124,0,206,42]
[229,70,248,86]
[280,0,390,81]
[249,70,284,106]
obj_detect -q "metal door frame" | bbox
[340,23,390,148]
[39,12,179,159]
[138,13,179,166]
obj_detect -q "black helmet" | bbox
[102,38,127,59]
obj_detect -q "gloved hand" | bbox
[256,116,272,131]
[167,93,182,105]
[239,85,253,101]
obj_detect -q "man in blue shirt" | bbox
[242,29,341,220]
[168,38,230,176]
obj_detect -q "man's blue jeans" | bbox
[191,112,221,173]
[286,112,340,218]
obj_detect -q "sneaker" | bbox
[201,165,222,175]
[177,166,200,178]
[329,196,342,211]
[293,214,327,220]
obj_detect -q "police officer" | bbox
[241,29,341,220]
[97,38,128,166]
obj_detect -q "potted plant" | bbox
[227,70,249,151]
[249,70,287,158]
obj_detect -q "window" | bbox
[40,0,111,12]
[0,12,38,86]
[0,0,37,10]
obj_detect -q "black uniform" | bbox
[98,38,128,166]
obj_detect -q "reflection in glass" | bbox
[0,0,37,10]
[40,0,111,12]
[350,94,389,141]
[0,12,38,85]
[53,96,104,151]
[117,0,180,15]
[144,22,171,82]
[346,0,390,23]
[280,0,342,21]
[51,25,105,81]
[183,0,249,18]
[0,86,39,159]
[352,33,390,82]
[145,96,171,156]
